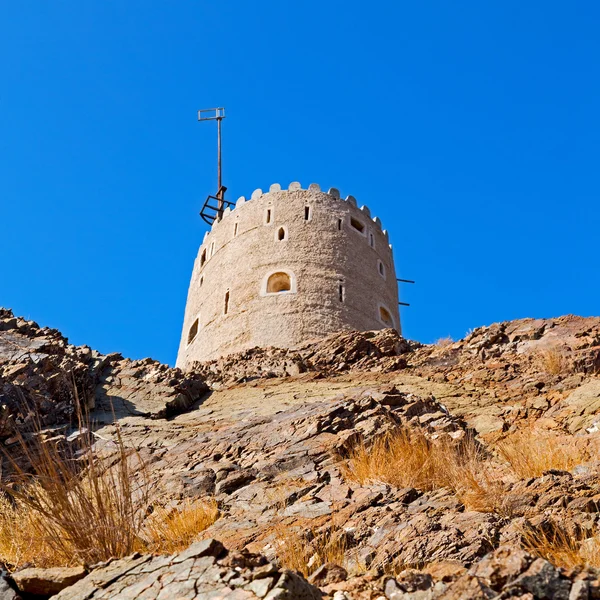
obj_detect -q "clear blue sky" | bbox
[1,1,599,365]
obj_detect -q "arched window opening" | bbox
[304,206,311,221]
[224,290,230,315]
[187,318,199,344]
[337,218,342,231]
[379,307,394,328]
[267,272,292,294]
[350,217,365,233]
[200,249,206,267]
[277,227,287,241]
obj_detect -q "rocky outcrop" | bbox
[192,328,417,387]
[3,309,600,599]
[0,309,209,440]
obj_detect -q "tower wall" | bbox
[176,183,400,368]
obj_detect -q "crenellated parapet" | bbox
[206,182,388,239]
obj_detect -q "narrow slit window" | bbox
[370,233,375,248]
[200,275,204,287]
[210,242,215,257]
[338,284,344,302]
[337,218,342,231]
[378,260,386,278]
[187,318,199,344]
[350,217,365,233]
[265,209,272,224]
[200,249,206,267]
[304,206,311,221]
[234,222,239,236]
[224,291,230,315]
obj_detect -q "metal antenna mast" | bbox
[198,107,234,225]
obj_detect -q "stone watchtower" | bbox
[176,182,400,368]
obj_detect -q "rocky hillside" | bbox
[1,309,600,599]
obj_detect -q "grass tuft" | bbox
[342,429,509,514]
[435,337,454,348]
[0,407,218,569]
[142,499,219,554]
[273,522,347,577]
[522,526,600,569]
[496,430,588,478]
[534,346,571,376]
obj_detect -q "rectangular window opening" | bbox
[338,284,344,302]
[305,206,311,221]
[187,318,199,344]
[350,217,365,233]
[266,209,272,224]
[234,222,238,236]
[224,291,230,315]
[369,233,374,247]
[337,218,342,231]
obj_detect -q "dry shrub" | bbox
[534,346,571,376]
[435,337,454,348]
[443,436,513,516]
[522,526,600,569]
[2,423,148,567]
[343,430,510,514]
[343,429,441,491]
[496,430,588,478]
[142,499,219,554]
[0,418,218,569]
[274,521,347,577]
[0,493,57,568]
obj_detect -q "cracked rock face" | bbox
[3,310,600,599]
[50,539,321,600]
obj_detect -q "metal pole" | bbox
[216,116,223,218]
[217,117,222,193]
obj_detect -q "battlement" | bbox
[202,182,390,246]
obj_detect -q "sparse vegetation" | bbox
[521,525,600,569]
[142,499,219,554]
[534,346,571,376]
[274,521,348,577]
[0,417,218,569]
[496,430,588,478]
[435,337,454,348]
[342,429,509,514]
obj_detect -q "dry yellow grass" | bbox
[496,430,588,478]
[343,429,442,491]
[273,521,347,577]
[522,526,600,569]
[0,493,58,568]
[0,410,218,569]
[435,337,454,348]
[1,422,148,567]
[342,430,510,514]
[142,500,219,554]
[534,346,571,375]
